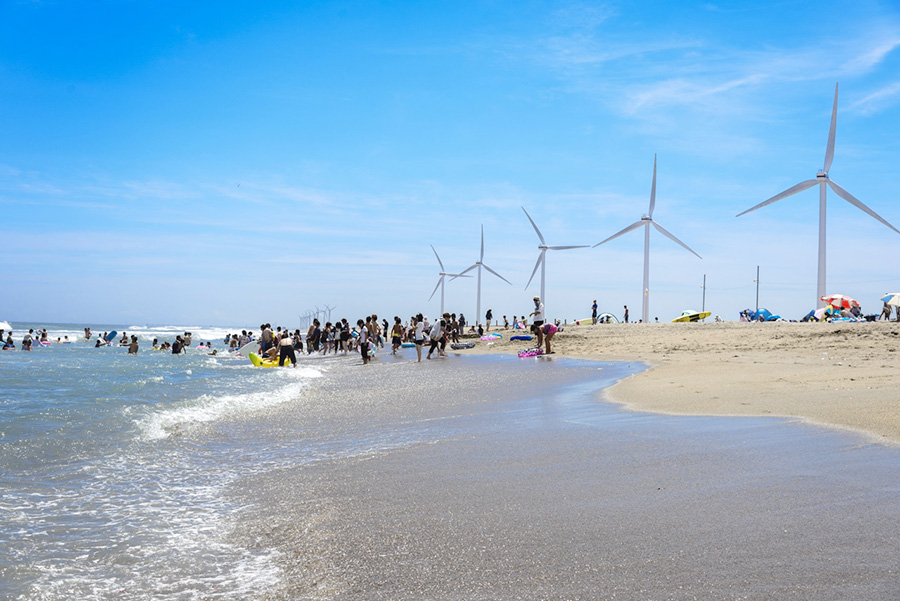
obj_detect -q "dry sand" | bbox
[468,320,900,444]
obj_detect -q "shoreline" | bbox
[464,320,900,445]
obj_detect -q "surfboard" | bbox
[237,339,259,358]
[672,311,711,323]
[105,331,118,342]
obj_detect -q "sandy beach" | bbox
[468,320,900,445]
[230,352,900,600]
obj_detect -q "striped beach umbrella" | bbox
[821,294,859,309]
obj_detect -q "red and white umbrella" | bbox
[821,293,860,309]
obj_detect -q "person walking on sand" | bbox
[485,309,493,332]
[591,300,598,325]
[529,296,545,348]
[624,305,629,323]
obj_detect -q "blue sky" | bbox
[2,1,900,327]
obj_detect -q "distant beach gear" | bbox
[742,308,781,322]
[481,333,502,341]
[821,294,859,310]
[518,347,544,358]
[672,310,711,323]
[249,352,291,367]
[510,335,533,341]
[450,342,475,350]
[809,306,836,321]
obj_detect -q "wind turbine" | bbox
[429,245,470,315]
[454,226,511,325]
[522,207,588,318]
[594,154,701,324]
[737,82,899,308]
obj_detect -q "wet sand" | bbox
[228,353,900,600]
[467,320,900,444]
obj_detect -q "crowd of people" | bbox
[0,295,565,361]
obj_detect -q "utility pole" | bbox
[701,274,706,313]
[754,266,760,316]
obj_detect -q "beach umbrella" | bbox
[821,293,859,309]
[880,293,900,307]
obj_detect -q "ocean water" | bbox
[1,322,326,600]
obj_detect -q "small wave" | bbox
[139,367,322,440]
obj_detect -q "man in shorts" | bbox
[529,296,545,348]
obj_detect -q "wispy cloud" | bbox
[847,80,900,115]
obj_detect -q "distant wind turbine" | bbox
[522,207,588,318]
[454,226,511,324]
[429,245,470,315]
[594,154,701,324]
[737,82,899,308]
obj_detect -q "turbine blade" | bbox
[652,221,702,259]
[828,180,900,235]
[736,180,819,217]
[525,253,544,290]
[480,225,485,261]
[824,82,838,173]
[521,207,546,245]
[445,273,472,278]
[430,244,445,271]
[482,263,512,285]
[649,153,657,218]
[593,221,645,247]
[548,245,589,250]
[429,277,443,301]
[451,264,478,280]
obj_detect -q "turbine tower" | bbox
[429,245,470,315]
[737,82,899,308]
[455,226,511,325]
[522,207,588,319]
[594,154,701,323]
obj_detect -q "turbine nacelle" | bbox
[816,171,828,180]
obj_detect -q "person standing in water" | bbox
[357,319,370,365]
[413,313,425,362]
